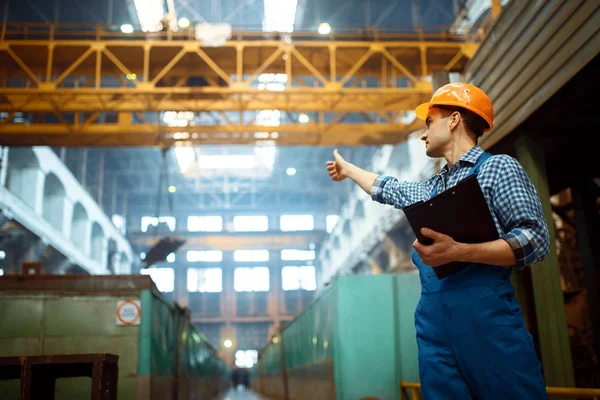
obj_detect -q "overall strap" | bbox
[467,151,492,177]
[430,151,492,198]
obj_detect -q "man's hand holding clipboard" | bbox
[402,175,499,279]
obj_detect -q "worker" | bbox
[326,82,550,399]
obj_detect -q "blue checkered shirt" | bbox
[370,146,550,269]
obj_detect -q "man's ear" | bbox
[448,111,461,131]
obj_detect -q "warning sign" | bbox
[116,300,141,326]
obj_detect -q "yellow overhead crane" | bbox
[0,23,481,146]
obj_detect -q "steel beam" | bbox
[0,22,481,147]
[0,119,423,146]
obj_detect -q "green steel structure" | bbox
[0,274,230,399]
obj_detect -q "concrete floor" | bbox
[213,387,269,400]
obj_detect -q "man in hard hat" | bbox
[326,82,550,399]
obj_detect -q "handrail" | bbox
[0,21,484,43]
[400,381,600,399]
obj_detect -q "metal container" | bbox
[0,274,229,399]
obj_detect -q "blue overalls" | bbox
[412,152,549,400]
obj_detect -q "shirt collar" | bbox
[440,146,483,173]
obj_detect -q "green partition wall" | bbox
[256,272,421,400]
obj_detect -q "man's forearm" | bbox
[455,239,517,267]
[347,163,379,194]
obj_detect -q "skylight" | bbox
[132,0,164,32]
[263,0,298,33]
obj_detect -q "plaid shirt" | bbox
[370,146,550,269]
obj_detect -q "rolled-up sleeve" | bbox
[370,175,431,209]
[492,156,550,269]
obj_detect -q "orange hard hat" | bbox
[415,82,494,132]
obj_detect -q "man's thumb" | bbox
[333,149,341,159]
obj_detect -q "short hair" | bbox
[434,105,489,139]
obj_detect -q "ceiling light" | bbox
[318,23,331,35]
[168,185,176,193]
[178,17,190,28]
[286,167,296,176]
[121,24,134,34]
[298,113,309,124]
[224,339,233,348]
[126,73,137,80]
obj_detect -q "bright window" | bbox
[111,214,126,234]
[141,216,176,232]
[233,216,268,232]
[198,155,256,169]
[280,215,314,231]
[0,269,4,276]
[187,268,223,293]
[234,250,269,262]
[234,267,270,292]
[282,266,316,291]
[326,215,339,233]
[187,250,223,262]
[0,250,5,259]
[235,349,258,368]
[166,253,175,263]
[281,249,315,261]
[187,216,223,232]
[141,267,174,292]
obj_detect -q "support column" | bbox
[175,264,189,308]
[570,177,600,367]
[0,147,8,187]
[269,252,282,334]
[515,135,575,387]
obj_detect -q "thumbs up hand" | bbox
[326,149,350,182]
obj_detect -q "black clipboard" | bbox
[402,174,499,279]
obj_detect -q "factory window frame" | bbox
[281,249,315,261]
[280,215,314,231]
[233,216,269,232]
[234,250,269,262]
[187,250,223,262]
[326,215,339,233]
[187,268,223,293]
[187,216,223,232]
[282,266,316,291]
[234,267,270,292]
[235,349,258,368]
[141,216,176,232]
[141,267,174,292]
